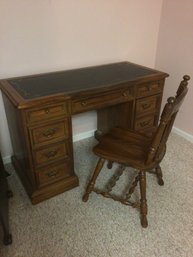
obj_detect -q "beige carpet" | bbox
[1,133,193,257]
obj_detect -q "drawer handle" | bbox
[46,170,58,178]
[149,84,158,91]
[140,120,150,127]
[42,128,56,138]
[45,150,57,158]
[81,101,87,106]
[45,108,50,114]
[122,92,127,97]
[140,86,149,92]
[142,103,151,109]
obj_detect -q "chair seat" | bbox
[93,127,152,169]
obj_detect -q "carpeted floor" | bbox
[1,133,193,257]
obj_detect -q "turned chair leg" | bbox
[155,165,164,186]
[82,158,105,202]
[139,171,148,228]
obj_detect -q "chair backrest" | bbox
[146,75,190,165]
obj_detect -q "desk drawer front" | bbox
[34,142,70,166]
[31,120,69,146]
[136,96,158,116]
[27,103,69,123]
[36,161,72,188]
[72,88,133,114]
[136,82,162,98]
[134,115,157,131]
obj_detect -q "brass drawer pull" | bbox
[149,84,159,91]
[141,86,149,92]
[142,103,151,109]
[45,150,57,158]
[81,101,87,106]
[122,92,128,97]
[42,128,56,138]
[45,108,50,114]
[140,120,150,127]
[46,170,58,178]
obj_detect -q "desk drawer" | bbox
[136,82,162,98]
[136,95,158,116]
[34,142,70,166]
[26,103,69,123]
[35,160,72,188]
[31,120,69,146]
[134,114,157,131]
[72,88,133,114]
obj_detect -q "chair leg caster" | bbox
[141,216,148,228]
[3,234,12,245]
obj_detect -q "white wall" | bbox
[0,0,164,159]
[155,0,193,137]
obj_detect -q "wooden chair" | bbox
[82,75,190,228]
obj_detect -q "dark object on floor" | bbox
[83,75,190,228]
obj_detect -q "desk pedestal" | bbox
[0,153,12,245]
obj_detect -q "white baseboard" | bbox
[2,155,12,165]
[73,129,95,142]
[172,127,193,143]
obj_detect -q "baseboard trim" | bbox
[73,129,95,142]
[172,127,193,143]
[2,155,12,165]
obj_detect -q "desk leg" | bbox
[94,130,103,141]
[0,184,13,245]
[0,153,13,245]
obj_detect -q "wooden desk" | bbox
[0,62,168,204]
